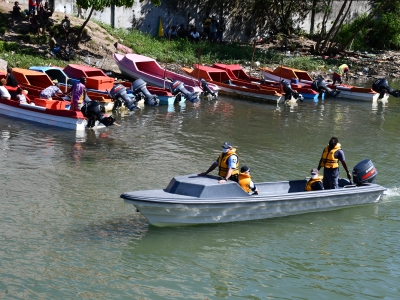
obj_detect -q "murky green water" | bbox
[0,87,399,299]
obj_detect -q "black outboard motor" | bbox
[200,78,217,98]
[131,78,159,106]
[109,84,139,111]
[352,159,378,186]
[281,80,304,101]
[169,80,199,103]
[81,100,115,128]
[311,76,340,98]
[371,78,400,99]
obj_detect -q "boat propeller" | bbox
[81,100,115,128]
[131,78,159,106]
[109,84,139,111]
[200,78,217,98]
[169,80,199,103]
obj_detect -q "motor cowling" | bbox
[81,100,115,128]
[352,159,378,186]
[131,78,159,106]
[311,77,340,98]
[109,84,139,111]
[281,80,303,101]
[169,80,199,103]
[200,78,217,98]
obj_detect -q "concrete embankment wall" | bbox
[15,0,370,42]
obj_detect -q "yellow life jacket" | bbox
[305,175,324,191]
[238,173,252,193]
[320,143,341,169]
[217,148,239,177]
[203,17,211,28]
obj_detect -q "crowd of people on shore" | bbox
[165,14,226,43]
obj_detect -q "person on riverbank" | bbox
[305,168,324,191]
[332,64,350,85]
[39,83,64,99]
[61,15,71,40]
[67,77,87,111]
[202,15,211,40]
[238,166,258,195]
[317,137,352,189]
[199,142,239,183]
[371,78,400,99]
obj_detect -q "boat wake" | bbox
[383,187,400,200]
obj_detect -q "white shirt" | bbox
[0,86,11,99]
[191,31,200,39]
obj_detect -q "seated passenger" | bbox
[238,166,258,195]
[15,87,28,103]
[305,168,324,191]
[0,79,11,100]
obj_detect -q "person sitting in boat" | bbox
[39,82,64,99]
[332,64,350,85]
[305,168,324,191]
[311,76,340,98]
[317,137,352,189]
[371,78,400,99]
[238,166,258,195]
[0,79,11,100]
[15,87,30,104]
[199,142,239,183]
[67,77,87,111]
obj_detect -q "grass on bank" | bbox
[0,10,336,73]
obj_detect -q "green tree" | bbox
[75,0,161,46]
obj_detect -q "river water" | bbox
[0,86,399,299]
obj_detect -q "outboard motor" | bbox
[281,80,303,101]
[371,78,400,99]
[200,78,217,98]
[311,76,340,98]
[352,159,378,186]
[109,84,139,111]
[131,78,159,106]
[169,80,199,103]
[81,100,115,128]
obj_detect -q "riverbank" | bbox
[1,1,400,84]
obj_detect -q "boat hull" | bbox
[0,100,96,130]
[261,68,388,102]
[121,174,386,226]
[113,53,219,96]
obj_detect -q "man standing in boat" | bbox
[199,142,239,183]
[317,137,352,189]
